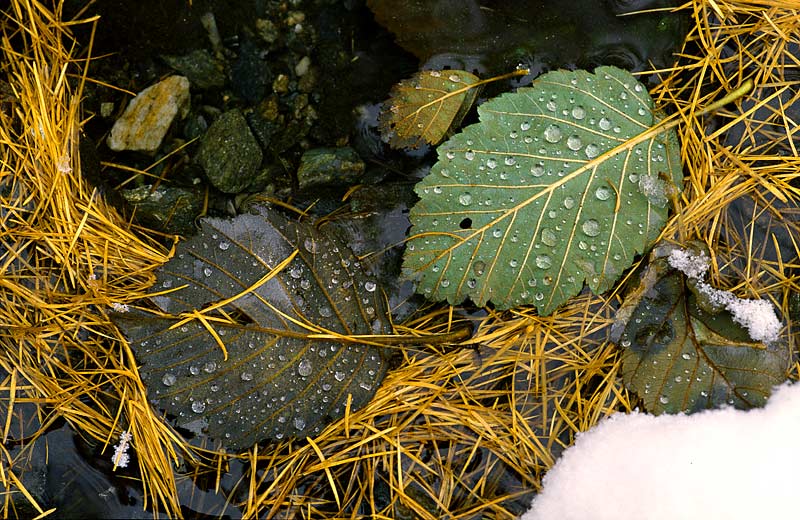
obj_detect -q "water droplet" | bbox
[364,281,377,292]
[545,100,557,112]
[440,279,451,288]
[464,150,475,161]
[334,371,345,382]
[492,229,502,238]
[472,260,485,276]
[578,240,588,250]
[294,417,306,430]
[598,117,612,131]
[571,106,586,119]
[566,135,582,151]
[681,353,691,360]
[203,267,212,277]
[189,365,200,375]
[540,228,556,246]
[300,279,311,290]
[319,305,333,318]
[241,372,253,381]
[289,267,302,279]
[535,292,544,301]
[486,158,497,169]
[595,186,611,201]
[634,83,644,92]
[543,124,562,143]
[659,395,670,405]
[467,279,477,289]
[219,241,230,251]
[563,197,575,209]
[298,359,313,377]
[619,91,628,100]
[535,255,552,269]
[674,376,683,383]
[203,362,217,373]
[581,219,601,237]
[531,164,544,177]
[445,151,455,160]
[162,373,176,386]
[637,107,647,116]
[520,121,531,131]
[509,259,518,268]
[504,156,516,166]
[458,193,472,206]
[585,143,599,158]
[304,238,316,253]
[448,74,460,82]
[192,401,206,413]
[542,276,552,286]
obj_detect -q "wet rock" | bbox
[162,49,225,90]
[196,109,263,194]
[107,75,190,153]
[121,184,204,235]
[229,33,271,104]
[297,147,364,190]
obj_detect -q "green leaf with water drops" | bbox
[379,69,482,149]
[112,207,390,450]
[402,66,682,314]
[616,246,790,415]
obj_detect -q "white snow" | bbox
[667,247,781,343]
[521,382,800,520]
[667,247,710,280]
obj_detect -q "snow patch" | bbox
[521,382,800,520]
[667,247,781,343]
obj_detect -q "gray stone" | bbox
[297,147,365,190]
[196,109,263,194]
[107,75,190,153]
[162,49,225,90]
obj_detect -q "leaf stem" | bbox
[697,78,754,116]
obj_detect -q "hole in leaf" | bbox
[459,218,472,229]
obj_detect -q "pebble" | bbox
[107,75,190,153]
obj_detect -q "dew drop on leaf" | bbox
[571,106,586,119]
[162,373,176,386]
[543,124,563,143]
[458,193,473,205]
[598,117,612,130]
[595,186,612,201]
[567,135,582,150]
[540,228,557,246]
[297,359,312,377]
[582,219,601,236]
[585,143,599,158]
[535,255,552,269]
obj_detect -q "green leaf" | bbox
[379,69,481,149]
[617,249,790,414]
[113,207,390,450]
[402,66,682,314]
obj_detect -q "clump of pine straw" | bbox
[1,0,799,519]
[0,1,181,517]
